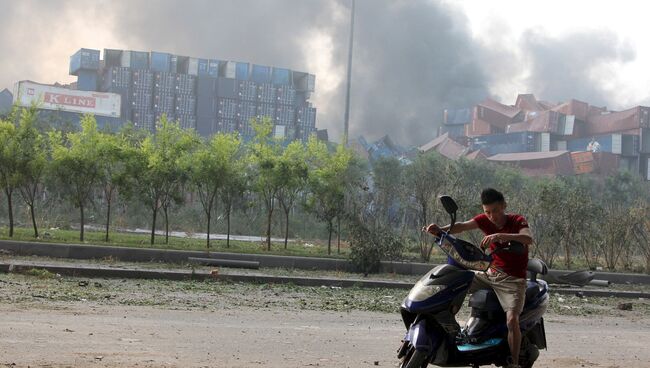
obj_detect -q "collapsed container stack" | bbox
[71,48,317,141]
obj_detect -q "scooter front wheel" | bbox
[400,349,428,368]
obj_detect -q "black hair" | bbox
[481,188,505,205]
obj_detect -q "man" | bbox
[424,188,532,368]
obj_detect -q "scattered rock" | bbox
[617,302,633,311]
[374,361,379,365]
[575,291,585,298]
[78,281,89,287]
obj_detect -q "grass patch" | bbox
[24,268,57,279]
[0,226,350,259]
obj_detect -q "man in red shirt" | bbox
[424,188,532,368]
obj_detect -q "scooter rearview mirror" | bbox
[439,195,458,215]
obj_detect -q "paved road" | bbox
[1,303,648,368]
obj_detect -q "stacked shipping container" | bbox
[71,48,317,141]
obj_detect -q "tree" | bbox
[221,154,247,248]
[0,112,19,237]
[305,137,353,255]
[50,115,103,241]
[97,132,130,242]
[595,172,645,270]
[185,132,241,248]
[276,141,308,249]
[136,116,197,245]
[404,152,446,261]
[526,178,565,268]
[248,117,285,251]
[371,156,404,227]
[14,106,50,238]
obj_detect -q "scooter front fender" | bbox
[408,319,439,355]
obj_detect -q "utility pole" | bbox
[343,0,355,146]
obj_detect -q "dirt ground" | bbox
[0,272,649,368]
[0,303,649,368]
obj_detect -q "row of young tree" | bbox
[0,105,356,253]
[366,153,650,273]
[2,104,650,272]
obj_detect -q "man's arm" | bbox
[425,219,478,235]
[482,228,533,246]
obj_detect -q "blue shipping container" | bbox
[567,134,621,153]
[208,60,220,77]
[150,52,171,72]
[252,64,271,84]
[197,76,218,97]
[216,77,237,99]
[196,116,216,137]
[236,62,250,80]
[70,48,100,75]
[272,68,291,85]
[131,51,150,70]
[198,59,209,76]
[76,70,98,91]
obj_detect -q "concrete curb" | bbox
[1,261,648,299]
[1,239,649,284]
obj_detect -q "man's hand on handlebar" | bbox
[422,223,442,236]
[480,233,502,249]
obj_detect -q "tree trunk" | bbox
[337,216,341,254]
[284,208,290,249]
[150,207,157,245]
[105,194,112,242]
[327,220,333,255]
[266,207,273,251]
[164,205,169,244]
[5,189,13,237]
[564,240,572,269]
[206,208,211,249]
[80,203,85,242]
[226,203,231,248]
[30,203,38,238]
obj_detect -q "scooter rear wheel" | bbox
[401,349,428,368]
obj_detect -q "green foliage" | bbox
[2,108,650,274]
[247,117,287,250]
[348,217,404,275]
[135,115,198,245]
[305,137,354,255]
[0,113,19,237]
[184,132,243,248]
[50,114,104,241]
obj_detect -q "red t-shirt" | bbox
[472,213,529,278]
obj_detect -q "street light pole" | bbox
[343,0,355,146]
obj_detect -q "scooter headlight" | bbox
[408,282,446,302]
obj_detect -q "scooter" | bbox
[397,196,549,368]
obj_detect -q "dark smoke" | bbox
[346,0,488,145]
[0,0,644,145]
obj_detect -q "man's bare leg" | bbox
[506,310,521,366]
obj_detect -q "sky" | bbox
[1,0,649,146]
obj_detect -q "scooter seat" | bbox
[525,281,541,302]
